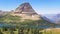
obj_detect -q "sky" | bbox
[0,0,60,14]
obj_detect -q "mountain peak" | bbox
[19,2,30,7]
[20,2,30,5]
[15,2,37,14]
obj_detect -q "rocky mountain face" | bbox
[15,2,37,15]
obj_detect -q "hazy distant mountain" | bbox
[42,14,60,24]
[41,15,52,22]
[41,14,57,23]
[52,14,60,24]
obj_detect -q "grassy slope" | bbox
[0,13,59,28]
[41,28,60,34]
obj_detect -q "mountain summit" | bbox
[15,2,37,15]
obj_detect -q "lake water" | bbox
[0,24,60,28]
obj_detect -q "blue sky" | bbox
[0,0,60,14]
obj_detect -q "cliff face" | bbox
[12,2,40,20]
[15,2,37,14]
